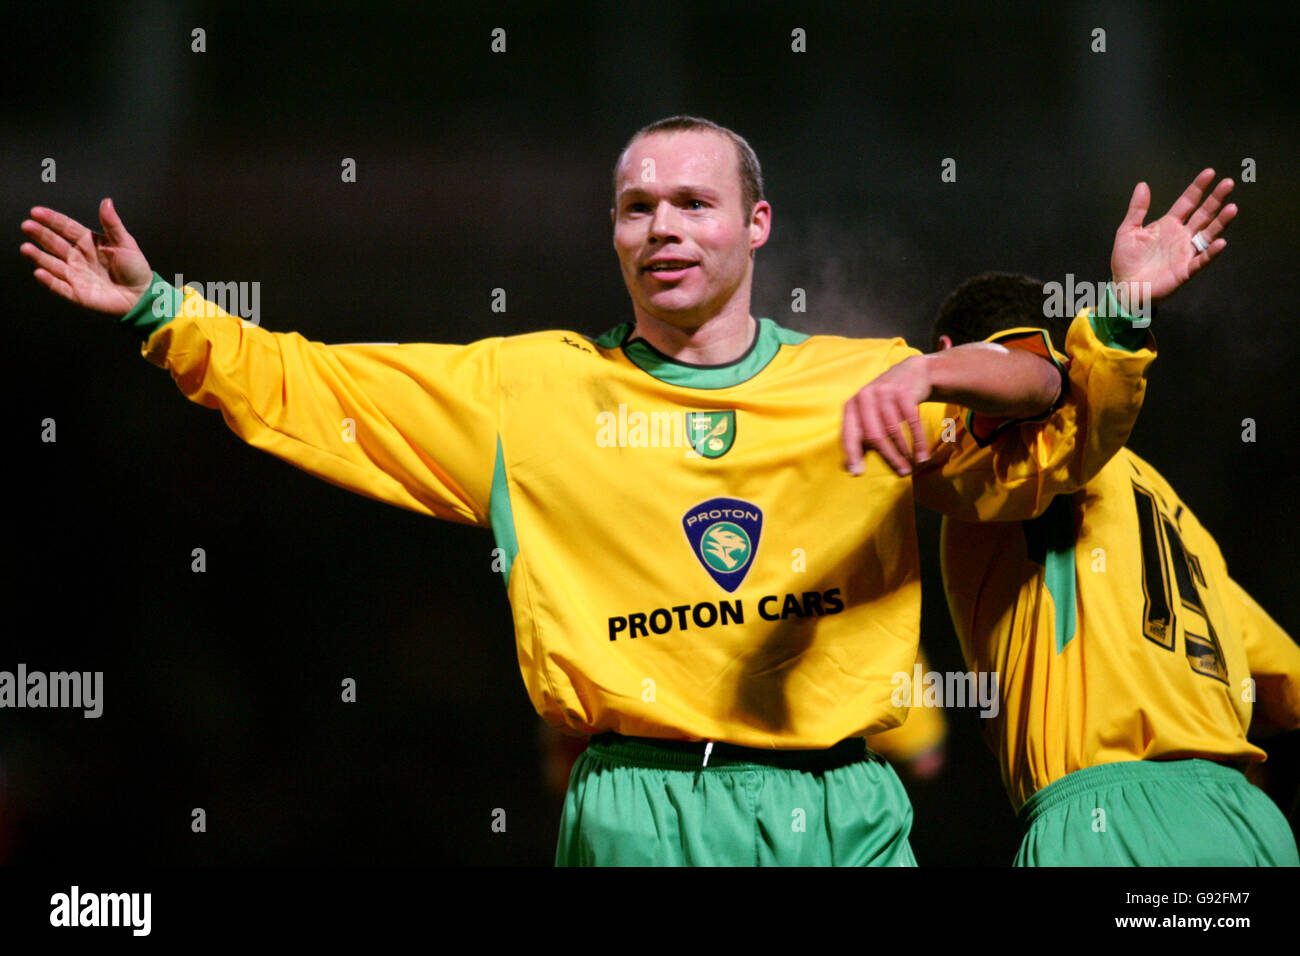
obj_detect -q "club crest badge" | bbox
[686,411,735,459]
[682,497,762,592]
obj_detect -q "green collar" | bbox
[592,317,809,389]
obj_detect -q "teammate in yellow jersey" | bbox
[932,261,1300,862]
[19,117,1227,866]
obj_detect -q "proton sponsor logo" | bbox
[682,497,761,592]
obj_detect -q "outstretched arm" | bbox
[20,199,152,315]
[21,200,503,526]
[845,168,1239,480]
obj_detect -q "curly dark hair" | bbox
[930,272,1069,353]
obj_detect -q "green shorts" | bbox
[556,733,917,866]
[1015,758,1299,866]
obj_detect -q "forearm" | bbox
[920,343,1061,418]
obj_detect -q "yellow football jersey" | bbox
[131,277,1151,748]
[942,447,1300,810]
[865,649,947,761]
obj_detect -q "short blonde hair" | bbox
[613,115,765,215]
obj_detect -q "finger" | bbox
[842,402,865,475]
[1186,177,1234,234]
[1198,202,1237,242]
[98,197,132,246]
[20,241,70,281]
[20,218,76,262]
[879,392,918,467]
[32,267,75,302]
[891,391,929,466]
[858,391,911,476]
[906,402,929,464]
[1118,181,1151,231]
[1166,168,1215,224]
[1187,237,1227,278]
[29,206,93,252]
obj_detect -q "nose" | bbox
[648,200,682,242]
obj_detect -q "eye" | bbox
[625,201,651,214]
[686,199,709,210]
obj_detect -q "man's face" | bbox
[612,130,770,331]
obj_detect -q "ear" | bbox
[749,200,772,252]
[938,334,954,351]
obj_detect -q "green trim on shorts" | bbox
[557,733,916,867]
[1015,759,1299,866]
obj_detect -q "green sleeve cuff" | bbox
[1088,282,1150,352]
[120,272,183,340]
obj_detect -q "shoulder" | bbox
[497,327,610,359]
[764,322,918,363]
[1105,449,1206,533]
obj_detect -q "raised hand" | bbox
[1111,169,1236,306]
[21,199,153,316]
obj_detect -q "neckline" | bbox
[594,317,808,389]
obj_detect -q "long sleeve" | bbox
[136,278,502,526]
[1234,580,1300,734]
[912,307,1154,522]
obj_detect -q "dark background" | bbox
[3,0,1297,866]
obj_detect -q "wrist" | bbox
[119,271,183,340]
[907,353,937,404]
[1092,281,1152,351]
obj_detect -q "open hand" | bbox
[21,199,153,316]
[1111,169,1236,306]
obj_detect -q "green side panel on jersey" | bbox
[592,317,809,389]
[1089,282,1150,352]
[489,436,519,587]
[120,271,183,340]
[1023,493,1078,653]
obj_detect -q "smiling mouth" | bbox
[643,261,698,273]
